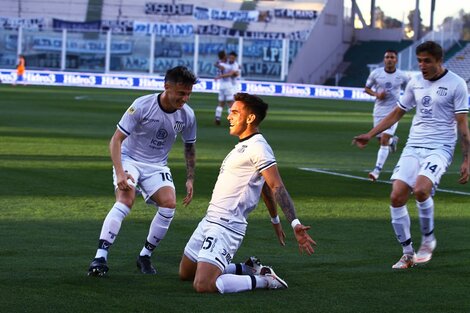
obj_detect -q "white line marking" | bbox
[74,95,89,100]
[299,167,470,196]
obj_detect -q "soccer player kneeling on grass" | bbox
[178,93,316,293]
[353,41,470,270]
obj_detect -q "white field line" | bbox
[299,167,470,196]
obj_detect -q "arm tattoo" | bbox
[184,143,196,181]
[460,131,470,160]
[273,185,297,224]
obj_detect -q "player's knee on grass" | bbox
[193,277,218,293]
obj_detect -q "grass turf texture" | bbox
[1,84,469,313]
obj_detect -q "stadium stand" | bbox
[4,0,88,21]
[445,41,470,89]
[325,40,412,87]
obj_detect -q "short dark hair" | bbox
[164,66,198,86]
[416,41,443,61]
[385,49,397,56]
[234,93,268,125]
[229,51,238,58]
[218,50,226,59]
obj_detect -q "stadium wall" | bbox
[2,68,469,104]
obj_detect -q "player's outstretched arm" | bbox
[352,106,406,149]
[456,113,470,184]
[110,129,134,191]
[261,182,286,246]
[262,165,316,254]
[183,143,196,206]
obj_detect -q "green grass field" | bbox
[1,84,469,313]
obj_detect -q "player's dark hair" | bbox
[229,51,238,58]
[218,50,226,59]
[416,41,443,61]
[234,93,268,125]
[165,66,198,86]
[385,49,397,56]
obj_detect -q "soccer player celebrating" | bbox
[179,92,316,293]
[364,49,410,181]
[214,51,241,125]
[353,41,470,270]
[88,66,198,277]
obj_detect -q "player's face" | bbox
[164,82,193,110]
[227,101,255,138]
[384,52,397,69]
[228,55,236,64]
[417,51,443,81]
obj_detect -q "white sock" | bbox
[95,202,130,259]
[140,207,175,257]
[215,274,255,294]
[375,146,390,170]
[390,205,413,255]
[223,263,250,275]
[416,197,435,242]
[215,106,223,120]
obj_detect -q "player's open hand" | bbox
[352,134,371,149]
[272,223,286,246]
[294,224,317,255]
[182,179,194,206]
[458,161,470,184]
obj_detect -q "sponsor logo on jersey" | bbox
[174,121,184,132]
[436,87,448,96]
[156,129,168,139]
[421,96,432,107]
[385,82,392,90]
[127,106,136,114]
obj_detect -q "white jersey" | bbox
[366,67,410,117]
[219,61,240,91]
[398,69,469,150]
[206,133,276,235]
[117,93,197,165]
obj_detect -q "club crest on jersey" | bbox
[237,145,248,153]
[127,106,136,114]
[174,121,184,132]
[436,87,448,96]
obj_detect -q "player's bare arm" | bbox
[261,182,286,246]
[456,113,470,184]
[353,106,406,148]
[364,86,385,100]
[183,143,196,206]
[262,165,316,254]
[109,129,134,191]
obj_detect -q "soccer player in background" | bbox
[14,55,26,86]
[353,41,470,270]
[364,49,410,181]
[179,92,316,293]
[88,66,198,277]
[214,51,240,125]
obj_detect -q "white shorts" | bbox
[183,218,244,272]
[218,83,234,102]
[374,116,398,137]
[391,146,453,189]
[113,156,175,204]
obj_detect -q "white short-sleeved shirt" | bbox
[117,93,197,166]
[365,67,410,117]
[398,69,469,150]
[219,61,240,91]
[205,133,276,235]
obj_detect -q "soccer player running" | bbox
[353,41,470,270]
[364,49,410,181]
[88,66,198,276]
[179,92,316,293]
[13,55,26,86]
[214,51,240,125]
